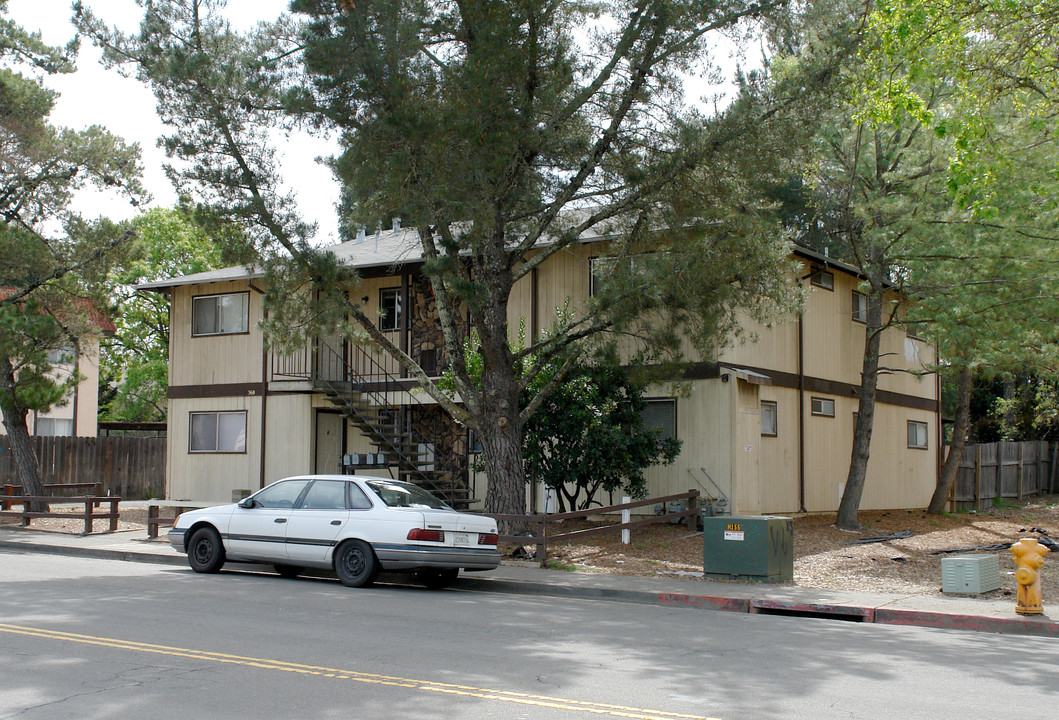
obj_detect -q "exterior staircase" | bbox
[307,341,472,509]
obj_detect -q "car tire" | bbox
[418,568,459,590]
[274,564,303,579]
[187,527,226,574]
[334,539,378,588]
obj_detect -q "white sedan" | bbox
[168,475,501,588]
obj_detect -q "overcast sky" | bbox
[7,0,342,244]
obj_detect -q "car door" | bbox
[226,479,310,561]
[284,479,351,565]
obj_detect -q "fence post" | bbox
[688,489,699,529]
[974,444,981,509]
[621,497,631,545]
[82,499,93,535]
[535,518,547,566]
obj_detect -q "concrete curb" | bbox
[3,537,1057,638]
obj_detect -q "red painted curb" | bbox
[874,608,1059,637]
[658,592,751,613]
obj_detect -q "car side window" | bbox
[299,480,348,510]
[347,483,373,510]
[253,480,310,509]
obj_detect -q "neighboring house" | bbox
[139,228,939,514]
[0,330,110,439]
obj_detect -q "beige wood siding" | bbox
[263,394,312,485]
[170,281,264,387]
[166,395,262,502]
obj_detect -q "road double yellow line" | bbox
[0,623,720,720]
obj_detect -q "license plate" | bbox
[452,532,470,546]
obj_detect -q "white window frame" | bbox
[760,401,778,437]
[35,417,74,437]
[191,292,250,337]
[852,290,868,323]
[189,411,247,453]
[811,396,835,417]
[379,287,402,332]
[908,420,929,449]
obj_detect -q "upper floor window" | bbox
[46,344,76,366]
[379,287,402,331]
[192,292,249,337]
[641,398,677,441]
[811,396,835,417]
[810,270,834,291]
[908,420,929,449]
[189,411,247,453]
[760,401,778,436]
[852,291,868,323]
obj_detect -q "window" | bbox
[641,398,677,441]
[852,291,868,323]
[46,344,75,366]
[589,257,615,297]
[192,292,249,336]
[811,397,835,417]
[760,401,778,436]
[347,483,373,510]
[810,270,834,291]
[35,417,73,437]
[189,411,247,453]
[252,479,309,508]
[908,420,929,449]
[300,480,348,510]
[379,288,402,331]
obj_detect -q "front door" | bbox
[315,411,344,475]
[225,478,310,561]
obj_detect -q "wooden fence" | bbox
[0,436,165,500]
[952,441,1057,511]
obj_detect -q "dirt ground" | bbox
[532,495,1059,599]
[5,496,1059,599]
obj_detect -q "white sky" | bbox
[7,1,748,248]
[7,0,342,244]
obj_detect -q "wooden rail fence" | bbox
[484,490,700,564]
[0,495,121,534]
[0,436,165,500]
[952,441,1057,511]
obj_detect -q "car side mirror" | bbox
[238,497,257,509]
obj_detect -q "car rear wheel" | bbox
[334,539,378,588]
[274,564,303,579]
[418,568,459,589]
[188,527,225,573]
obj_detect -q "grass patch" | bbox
[545,560,580,571]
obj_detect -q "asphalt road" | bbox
[1,551,1057,720]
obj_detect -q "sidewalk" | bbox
[2,525,1057,639]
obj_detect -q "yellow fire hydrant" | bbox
[1010,538,1050,615]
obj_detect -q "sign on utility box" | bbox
[703,515,793,583]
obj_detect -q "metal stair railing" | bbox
[312,340,464,505]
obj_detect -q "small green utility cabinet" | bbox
[702,515,794,583]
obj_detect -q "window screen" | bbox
[641,399,677,440]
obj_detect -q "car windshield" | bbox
[365,480,451,510]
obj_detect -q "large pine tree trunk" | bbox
[0,356,48,513]
[836,283,884,530]
[928,364,973,514]
[478,359,527,532]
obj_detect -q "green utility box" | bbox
[702,515,793,583]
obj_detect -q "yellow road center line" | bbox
[0,623,718,720]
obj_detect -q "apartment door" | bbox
[314,411,344,475]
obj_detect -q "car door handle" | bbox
[330,520,342,526]
[274,518,287,524]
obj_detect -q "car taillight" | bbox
[407,528,445,542]
[478,533,499,545]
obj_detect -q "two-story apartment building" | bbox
[140,227,939,514]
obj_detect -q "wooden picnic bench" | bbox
[147,500,214,539]
[0,494,120,534]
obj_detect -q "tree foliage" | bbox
[78,0,845,519]
[0,1,143,502]
[100,203,231,422]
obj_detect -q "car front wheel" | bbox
[334,539,378,588]
[188,527,226,573]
